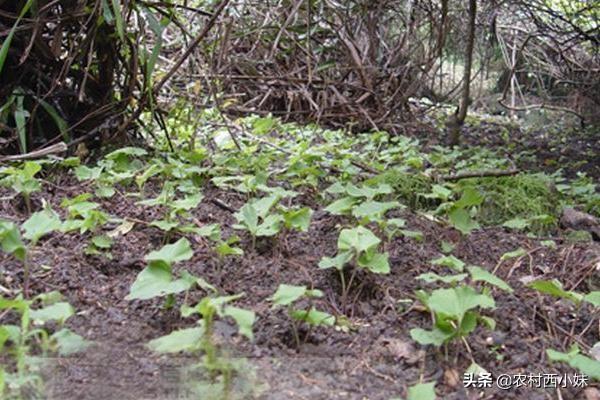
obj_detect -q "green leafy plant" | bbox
[323,182,401,222]
[379,217,418,242]
[281,142,328,188]
[269,284,335,348]
[215,238,244,259]
[233,196,283,249]
[147,287,255,400]
[432,186,484,235]
[73,147,152,198]
[416,264,513,293]
[126,238,197,306]
[0,292,91,399]
[126,232,256,398]
[60,194,113,255]
[0,220,26,262]
[556,172,600,216]
[0,207,61,297]
[528,279,599,307]
[417,272,469,285]
[61,194,108,233]
[137,181,204,238]
[0,161,43,214]
[73,164,115,198]
[547,345,600,381]
[430,255,466,272]
[103,147,148,174]
[280,206,313,233]
[184,223,245,264]
[412,255,513,349]
[410,285,496,347]
[319,226,389,310]
[467,266,514,293]
[212,172,270,196]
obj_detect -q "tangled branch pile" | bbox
[191,0,599,131]
[196,0,450,133]
[494,0,600,125]
[1,0,598,155]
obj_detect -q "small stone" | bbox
[386,338,415,360]
[485,331,506,346]
[444,368,460,388]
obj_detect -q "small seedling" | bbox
[0,161,42,214]
[528,279,600,308]
[547,345,600,380]
[324,182,397,217]
[61,194,108,232]
[233,195,283,249]
[411,259,512,350]
[60,194,112,256]
[147,288,255,399]
[0,292,91,398]
[138,181,204,239]
[215,234,244,261]
[280,206,313,232]
[431,255,466,272]
[126,238,198,306]
[0,206,61,297]
[410,285,496,347]
[212,172,270,196]
[318,226,389,310]
[423,185,484,234]
[269,284,335,348]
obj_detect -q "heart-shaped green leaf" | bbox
[126,265,196,300]
[0,220,26,261]
[270,284,307,307]
[290,307,335,326]
[357,251,390,274]
[431,255,465,272]
[468,266,513,293]
[318,251,353,271]
[30,302,74,324]
[338,226,380,254]
[427,286,495,320]
[23,208,61,243]
[145,238,193,265]
[223,306,255,340]
[147,326,204,353]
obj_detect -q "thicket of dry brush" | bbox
[1,0,598,156]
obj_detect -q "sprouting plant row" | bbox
[1,113,599,397]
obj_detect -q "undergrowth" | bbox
[367,170,432,209]
[1,108,599,398]
[467,174,559,228]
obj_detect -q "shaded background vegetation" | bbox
[0,0,598,155]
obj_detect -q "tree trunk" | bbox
[448,0,477,146]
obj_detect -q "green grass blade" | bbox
[14,94,28,153]
[111,0,125,41]
[37,98,70,142]
[0,0,35,75]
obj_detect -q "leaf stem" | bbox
[23,249,30,298]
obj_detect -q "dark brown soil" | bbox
[1,167,599,399]
[425,117,600,181]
